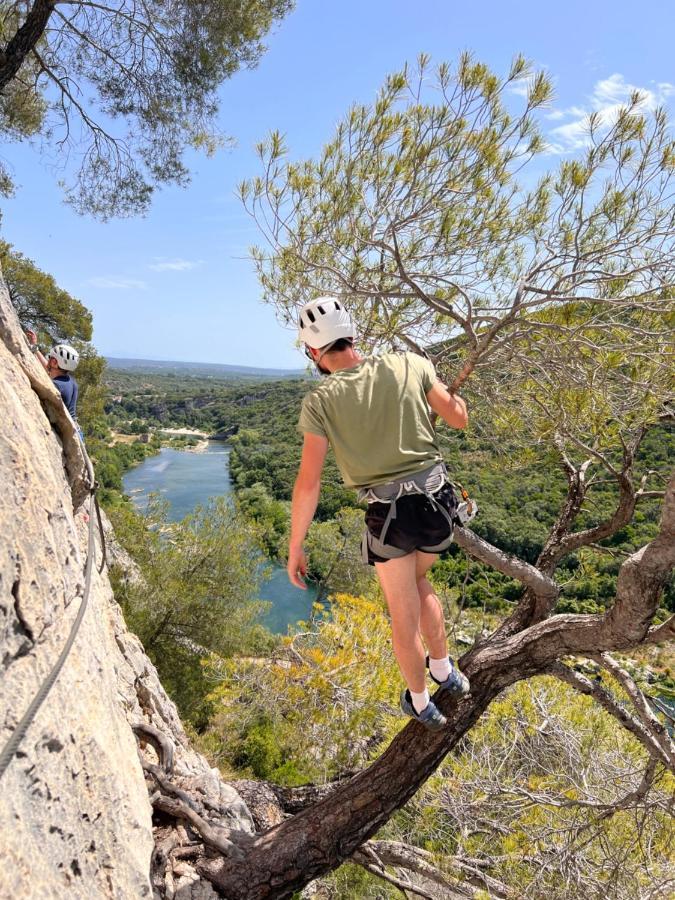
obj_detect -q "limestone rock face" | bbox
[0,270,154,897]
[0,273,252,898]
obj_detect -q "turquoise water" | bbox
[123,443,233,521]
[123,442,317,633]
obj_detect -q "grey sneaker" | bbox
[400,689,448,731]
[426,656,470,696]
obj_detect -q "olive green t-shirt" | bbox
[297,352,443,489]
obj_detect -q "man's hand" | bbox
[287,544,308,590]
[25,330,49,370]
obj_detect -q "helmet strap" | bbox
[315,340,338,366]
[315,338,356,374]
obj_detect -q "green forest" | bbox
[102,366,674,899]
[105,370,674,617]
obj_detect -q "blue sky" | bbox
[1,0,674,368]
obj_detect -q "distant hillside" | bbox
[106,356,304,380]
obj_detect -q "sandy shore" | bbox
[158,426,211,438]
[185,439,209,453]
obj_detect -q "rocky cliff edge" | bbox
[0,274,253,899]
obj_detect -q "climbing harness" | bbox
[0,439,106,780]
[358,462,478,562]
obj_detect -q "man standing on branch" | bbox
[25,329,80,422]
[288,297,471,730]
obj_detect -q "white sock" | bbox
[429,656,451,682]
[410,688,430,715]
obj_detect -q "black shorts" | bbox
[364,483,458,566]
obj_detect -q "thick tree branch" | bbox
[536,443,593,574]
[599,472,675,645]
[454,524,559,643]
[0,0,55,92]
[549,470,637,563]
[453,525,558,603]
[498,454,675,652]
[498,447,594,633]
[536,431,647,585]
[469,474,674,674]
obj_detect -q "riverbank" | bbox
[110,429,212,455]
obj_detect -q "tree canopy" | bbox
[1,239,92,339]
[0,0,293,217]
[242,53,673,448]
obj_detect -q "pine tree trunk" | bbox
[0,1,55,92]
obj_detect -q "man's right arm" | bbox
[287,432,329,588]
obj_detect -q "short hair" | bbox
[324,338,353,353]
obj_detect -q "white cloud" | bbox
[88,276,147,290]
[547,73,675,152]
[509,78,532,98]
[542,140,567,156]
[148,257,204,272]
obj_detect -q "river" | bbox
[122,442,317,633]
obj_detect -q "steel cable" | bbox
[0,444,104,780]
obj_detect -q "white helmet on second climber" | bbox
[298,296,354,350]
[49,343,79,372]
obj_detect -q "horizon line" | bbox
[105,354,304,374]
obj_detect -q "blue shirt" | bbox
[53,374,78,419]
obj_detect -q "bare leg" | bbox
[375,553,427,693]
[415,551,448,660]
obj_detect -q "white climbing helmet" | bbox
[298,296,354,350]
[49,343,79,372]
